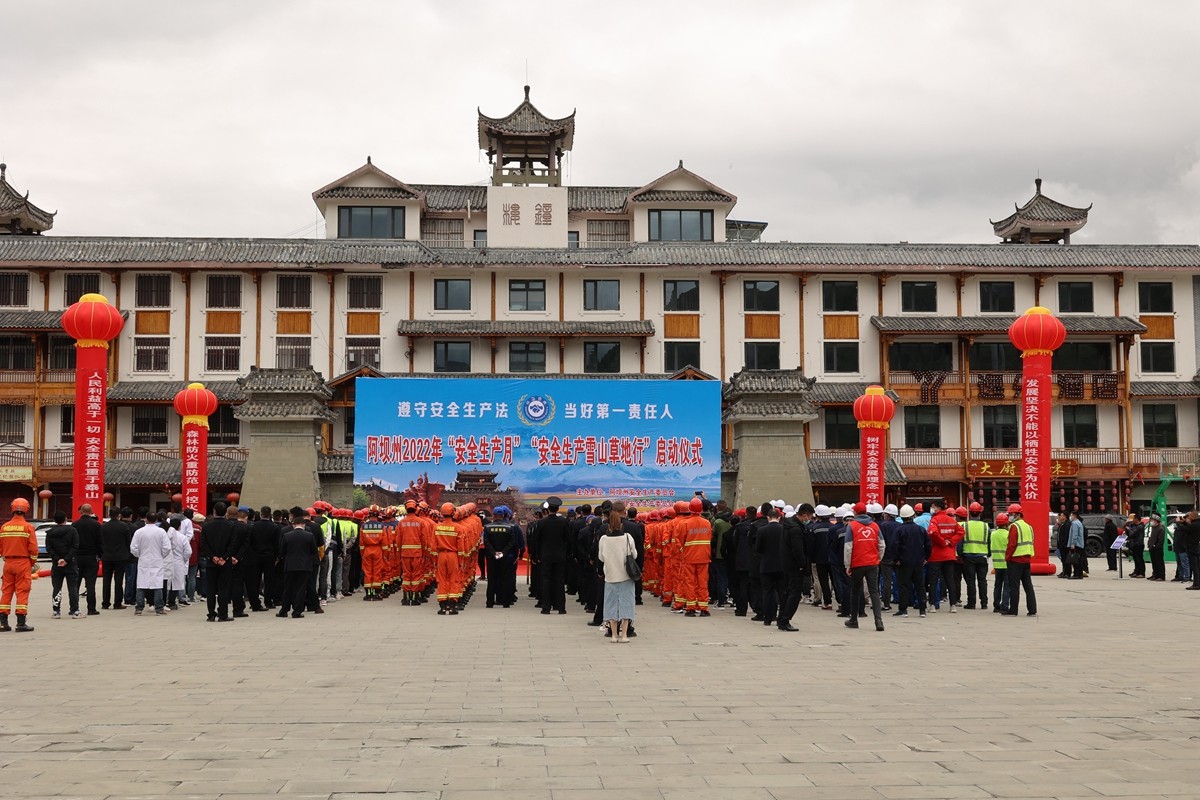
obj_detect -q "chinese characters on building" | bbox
[81,371,105,498]
[1021,376,1042,502]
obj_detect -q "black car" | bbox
[1049,514,1123,558]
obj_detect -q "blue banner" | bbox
[353,377,721,508]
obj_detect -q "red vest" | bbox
[848,520,881,568]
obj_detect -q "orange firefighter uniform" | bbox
[0,503,39,631]
[359,513,385,599]
[679,499,713,614]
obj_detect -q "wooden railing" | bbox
[0,369,76,384]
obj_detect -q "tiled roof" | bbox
[723,399,820,420]
[314,186,420,200]
[395,320,655,337]
[237,367,332,398]
[630,189,734,204]
[809,457,907,485]
[412,184,488,212]
[0,163,55,231]
[318,453,353,473]
[871,316,1147,334]
[993,183,1091,234]
[1130,381,1200,398]
[722,450,739,472]
[0,310,69,331]
[105,457,245,487]
[233,398,338,422]
[724,369,817,398]
[4,238,1200,271]
[379,372,672,380]
[808,382,900,404]
[108,380,246,403]
[570,187,637,212]
[478,87,575,147]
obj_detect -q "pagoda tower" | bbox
[991,178,1090,244]
[0,163,55,235]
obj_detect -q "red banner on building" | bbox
[174,383,218,516]
[853,385,896,506]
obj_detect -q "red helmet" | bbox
[688,497,703,513]
[673,500,689,515]
[969,502,983,514]
[368,504,381,515]
[10,497,29,514]
[441,502,455,516]
[404,500,417,511]
[954,506,968,517]
[995,513,1010,526]
[1006,503,1023,515]
[354,509,366,520]
[649,510,661,522]
[852,502,867,515]
[914,503,923,513]
[663,507,676,519]
[305,507,316,517]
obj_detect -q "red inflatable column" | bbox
[61,294,124,512]
[173,383,218,516]
[1008,306,1066,576]
[853,385,896,506]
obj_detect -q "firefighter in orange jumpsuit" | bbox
[667,500,693,611]
[359,507,385,600]
[642,510,662,597]
[434,503,463,614]
[659,506,678,607]
[0,498,39,632]
[679,496,714,616]
[414,502,436,601]
[397,500,426,605]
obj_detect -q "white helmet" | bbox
[866,502,884,515]
[899,504,915,519]
[883,503,899,516]
[833,505,850,519]
[814,504,832,517]
[770,499,786,509]
[783,504,796,518]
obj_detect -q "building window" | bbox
[337,206,405,239]
[0,273,29,307]
[132,407,169,446]
[473,230,487,248]
[434,341,471,373]
[648,209,713,241]
[0,406,24,444]
[1052,342,1112,371]
[0,336,35,370]
[982,405,1018,449]
[889,342,953,372]
[824,407,859,450]
[133,337,170,372]
[509,341,546,373]
[134,274,172,307]
[969,341,1022,372]
[420,218,464,246]
[743,280,779,312]
[567,231,580,249]
[743,342,780,370]
[206,275,242,308]
[60,405,74,444]
[822,280,858,312]
[1143,404,1178,448]
[275,336,312,369]
[1138,282,1173,313]
[586,219,630,244]
[979,281,1015,313]
[1063,405,1099,448]
[583,341,620,373]
[664,280,700,311]
[48,336,76,371]
[343,406,356,447]
[823,342,860,373]
[346,337,381,370]
[901,281,937,312]
[509,279,546,312]
[583,279,620,311]
[208,405,240,446]
[64,272,101,306]
[1058,281,1094,313]
[904,405,940,449]
[434,278,471,311]
[277,275,312,309]
[1140,342,1176,373]
[347,275,382,309]
[665,341,701,372]
[204,336,241,372]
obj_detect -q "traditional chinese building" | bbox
[1,94,1199,516]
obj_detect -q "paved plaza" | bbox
[2,570,1198,800]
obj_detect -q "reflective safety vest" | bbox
[1012,519,1035,558]
[989,528,1009,569]
[962,520,990,556]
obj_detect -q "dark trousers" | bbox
[1189,548,1200,587]
[477,550,488,580]
[813,563,832,606]
[1005,561,1036,613]
[540,561,566,612]
[732,569,753,615]
[242,562,266,609]
[961,557,989,607]
[895,563,925,612]
[267,562,284,605]
[75,554,99,613]
[280,571,309,616]
[1149,546,1166,580]
[1128,545,1145,575]
[759,571,785,623]
[708,560,729,605]
[1106,546,1118,571]
[776,572,803,626]
[829,563,849,610]
[848,565,882,625]
[877,563,894,605]
[206,563,229,618]
[486,557,517,606]
[51,563,80,614]
[102,559,127,607]
[306,565,319,611]
[926,560,958,607]
[992,567,1009,611]
[591,573,606,624]
[124,561,138,605]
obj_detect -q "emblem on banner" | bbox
[517,394,555,426]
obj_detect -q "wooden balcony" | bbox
[0,369,78,402]
[885,370,1127,405]
[886,371,968,405]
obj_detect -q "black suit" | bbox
[755,520,787,624]
[99,517,131,608]
[73,514,103,613]
[537,513,571,613]
[199,516,238,619]
[279,526,318,617]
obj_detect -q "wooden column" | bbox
[962,335,973,464]
[717,272,727,381]
[797,273,807,373]
[558,272,565,322]
[181,271,192,381]
[252,271,263,368]
[490,272,496,321]
[955,273,965,318]
[1122,338,1134,468]
[558,337,566,374]
[326,271,335,379]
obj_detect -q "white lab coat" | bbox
[167,526,191,591]
[130,524,171,590]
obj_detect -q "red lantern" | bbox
[172,492,184,504]
[852,384,896,429]
[227,492,240,504]
[174,382,219,515]
[1007,305,1066,356]
[173,382,219,426]
[61,293,125,346]
[102,492,114,503]
[852,385,896,505]
[38,489,53,500]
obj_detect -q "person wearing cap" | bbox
[1145,512,1166,581]
[1170,513,1191,583]
[806,505,835,610]
[397,502,427,604]
[538,496,571,614]
[754,503,789,627]
[775,502,810,631]
[730,505,761,617]
[706,502,732,608]
[1124,512,1145,577]
[677,496,713,617]
[828,505,855,617]
[1002,504,1037,616]
[959,502,991,609]
[483,506,522,608]
[277,509,319,619]
[45,510,81,619]
[843,502,885,631]
[359,506,386,601]
[892,504,929,618]
[925,500,962,612]
[989,512,1011,614]
[1055,511,1074,579]
[871,503,896,611]
[913,503,931,531]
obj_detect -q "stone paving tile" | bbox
[2,573,1200,799]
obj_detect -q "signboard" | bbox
[485,186,568,247]
[0,466,34,482]
[354,377,722,508]
[966,458,1079,479]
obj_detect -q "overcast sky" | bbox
[3,1,1198,244]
